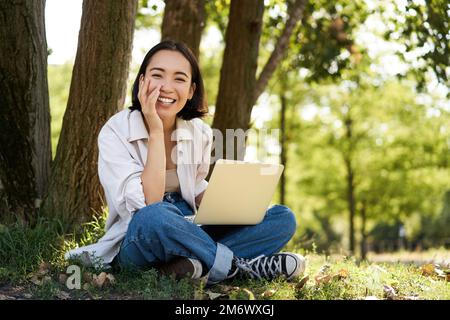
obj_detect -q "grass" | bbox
[0,217,449,300]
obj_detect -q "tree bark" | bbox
[42,0,138,225]
[161,0,205,59]
[344,114,356,254]
[211,0,264,160]
[360,201,367,260]
[0,0,51,223]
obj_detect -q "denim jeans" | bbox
[116,192,297,283]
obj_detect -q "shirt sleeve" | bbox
[194,124,213,197]
[97,125,146,219]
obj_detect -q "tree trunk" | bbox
[344,114,356,254]
[279,92,287,205]
[42,0,138,226]
[161,0,205,59]
[360,201,367,260]
[210,0,306,163]
[212,0,264,160]
[0,0,51,223]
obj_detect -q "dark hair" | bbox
[129,40,208,120]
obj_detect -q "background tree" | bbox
[42,0,138,225]
[212,0,306,161]
[211,0,265,160]
[282,78,450,255]
[264,0,369,252]
[0,0,51,223]
[161,0,205,59]
[386,0,449,91]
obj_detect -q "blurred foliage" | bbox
[262,72,450,253]
[205,0,230,38]
[135,0,164,30]
[385,0,449,91]
[290,0,369,82]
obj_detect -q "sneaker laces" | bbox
[233,255,283,280]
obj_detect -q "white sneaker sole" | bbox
[287,253,306,280]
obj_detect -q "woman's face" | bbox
[144,50,196,121]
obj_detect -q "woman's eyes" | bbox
[151,74,186,82]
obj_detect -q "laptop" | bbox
[193,159,284,225]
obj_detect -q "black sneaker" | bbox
[227,253,306,280]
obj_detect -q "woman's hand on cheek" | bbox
[138,74,163,132]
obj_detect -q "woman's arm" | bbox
[139,75,165,205]
[141,131,165,205]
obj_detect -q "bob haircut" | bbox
[129,40,208,120]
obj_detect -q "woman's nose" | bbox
[159,81,173,92]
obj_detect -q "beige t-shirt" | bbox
[165,169,180,192]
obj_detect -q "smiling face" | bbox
[144,50,196,121]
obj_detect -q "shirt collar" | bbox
[127,110,148,142]
[127,110,193,142]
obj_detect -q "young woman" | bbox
[66,40,305,285]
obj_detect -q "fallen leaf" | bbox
[420,264,435,276]
[335,268,349,280]
[105,273,116,285]
[92,272,107,288]
[217,285,240,293]
[58,273,68,285]
[38,262,51,275]
[433,266,446,280]
[241,288,255,300]
[55,290,71,300]
[261,289,276,298]
[315,274,332,284]
[383,285,397,300]
[42,276,52,284]
[318,264,331,275]
[295,275,309,290]
[23,293,33,299]
[194,289,207,300]
[83,272,93,283]
[402,295,419,300]
[30,275,42,286]
[205,290,224,300]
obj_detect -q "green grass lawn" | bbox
[0,218,449,300]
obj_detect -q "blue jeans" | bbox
[116,192,297,283]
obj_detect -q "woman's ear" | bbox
[189,83,196,100]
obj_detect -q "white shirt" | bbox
[65,108,213,266]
